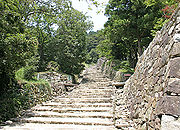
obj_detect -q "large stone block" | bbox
[174,34,180,42]
[156,96,180,116]
[170,42,180,57]
[161,115,180,130]
[165,79,180,94]
[167,57,180,78]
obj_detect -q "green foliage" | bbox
[0,33,39,92]
[46,61,60,72]
[23,66,36,80]
[97,0,179,68]
[45,7,92,75]
[0,67,51,123]
[86,31,109,64]
[113,60,134,73]
[96,38,113,59]
[0,0,93,123]
[104,0,163,58]
[149,0,179,36]
[119,61,134,74]
[15,67,51,94]
[86,48,99,64]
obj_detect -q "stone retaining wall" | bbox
[124,5,180,130]
[38,72,72,96]
[97,58,129,81]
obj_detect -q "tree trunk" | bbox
[38,42,44,71]
[137,38,143,58]
[128,49,138,68]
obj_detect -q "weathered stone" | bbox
[148,121,155,128]
[155,117,161,124]
[170,42,180,57]
[159,52,169,67]
[162,115,176,122]
[175,24,180,33]
[114,71,126,82]
[177,17,180,24]
[153,77,159,84]
[156,96,180,116]
[167,57,180,78]
[161,115,180,130]
[161,33,169,46]
[168,25,175,35]
[165,80,180,94]
[122,7,180,130]
[174,34,180,42]
[155,124,161,130]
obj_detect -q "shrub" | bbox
[23,66,36,80]
[0,67,52,123]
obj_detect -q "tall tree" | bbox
[101,0,168,67]
[0,0,39,91]
[44,6,92,82]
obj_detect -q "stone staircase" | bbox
[1,66,134,130]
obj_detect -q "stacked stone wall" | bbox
[97,57,116,79]
[38,72,72,96]
[97,57,128,81]
[124,5,180,129]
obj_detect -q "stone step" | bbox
[25,111,113,118]
[70,91,114,95]
[53,98,113,103]
[3,123,116,130]
[42,102,113,107]
[76,88,114,90]
[14,117,114,126]
[31,106,112,113]
[115,122,131,129]
[1,66,124,130]
[65,95,112,98]
[73,89,114,92]
[77,85,113,88]
[93,80,112,82]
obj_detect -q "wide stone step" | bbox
[25,111,113,118]
[73,89,114,92]
[71,91,114,95]
[42,102,113,107]
[3,123,116,130]
[76,88,114,90]
[53,98,113,103]
[67,95,112,98]
[31,106,112,113]
[14,117,114,126]
[93,79,112,82]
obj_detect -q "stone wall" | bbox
[97,57,116,79]
[38,72,73,96]
[97,57,129,81]
[123,5,180,130]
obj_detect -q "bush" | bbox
[0,67,52,123]
[46,61,60,72]
[113,60,134,74]
[24,66,36,80]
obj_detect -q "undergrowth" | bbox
[0,67,51,123]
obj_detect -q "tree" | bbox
[43,6,92,82]
[101,0,168,67]
[0,0,39,92]
[23,0,71,71]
